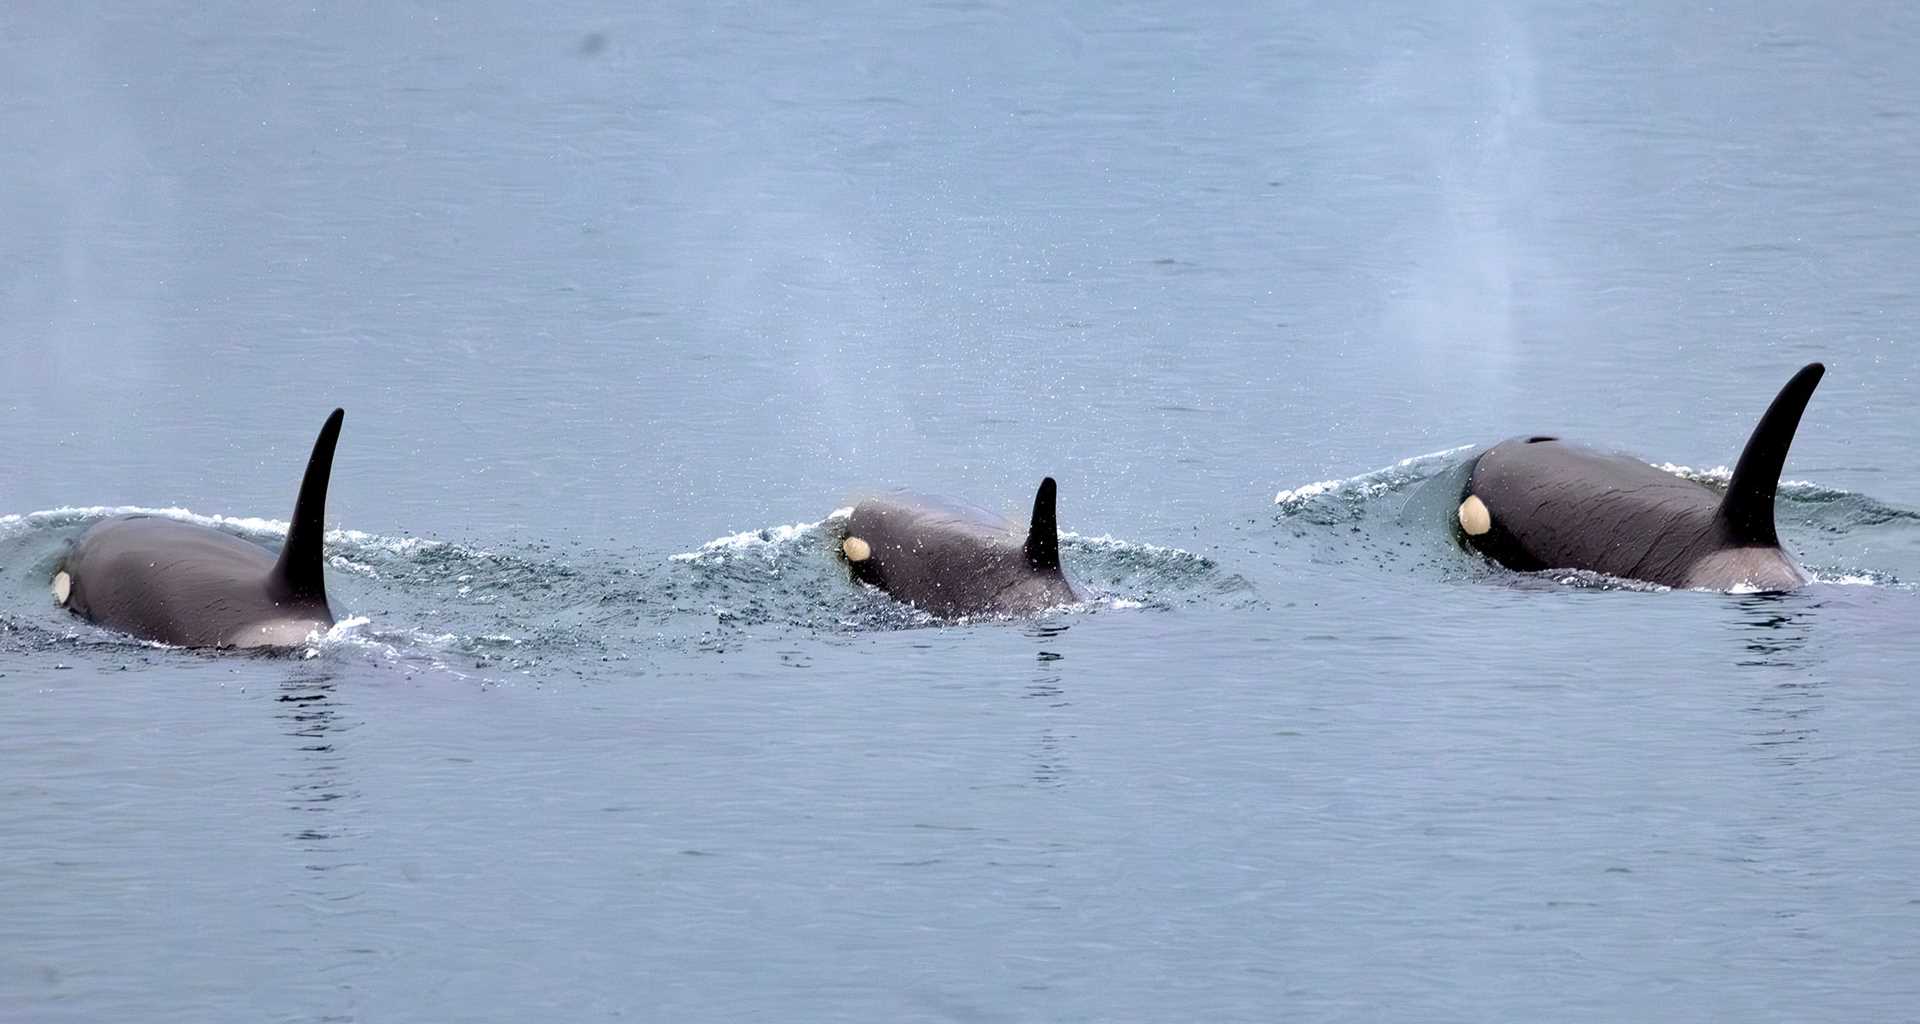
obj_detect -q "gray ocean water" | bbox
[5,2,1919,1021]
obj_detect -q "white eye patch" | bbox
[1458,495,1492,536]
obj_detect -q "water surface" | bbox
[4,2,1919,1021]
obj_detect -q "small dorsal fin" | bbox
[1023,477,1061,571]
[1717,363,1823,547]
[270,409,344,603]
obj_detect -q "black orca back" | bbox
[59,408,346,648]
[1465,438,1722,584]
[843,479,1079,618]
[63,515,304,647]
[1459,363,1824,590]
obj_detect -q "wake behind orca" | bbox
[1454,363,1824,591]
[55,409,346,649]
[837,477,1082,618]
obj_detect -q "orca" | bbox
[55,409,346,648]
[839,477,1082,618]
[1455,363,1824,591]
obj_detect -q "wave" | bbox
[0,502,1241,671]
[669,508,850,566]
[1272,443,1479,507]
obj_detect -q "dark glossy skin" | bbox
[61,516,333,648]
[58,408,344,649]
[1462,438,1804,589]
[1457,363,1823,592]
[841,481,1080,619]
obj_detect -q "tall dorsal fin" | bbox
[1716,363,1823,547]
[270,408,344,603]
[1023,477,1061,571]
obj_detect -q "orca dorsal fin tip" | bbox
[270,408,345,603]
[1717,363,1824,548]
[1024,477,1061,572]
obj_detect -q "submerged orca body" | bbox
[839,477,1082,618]
[1457,363,1825,591]
[57,409,346,649]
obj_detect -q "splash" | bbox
[670,515,841,565]
[1273,444,1477,507]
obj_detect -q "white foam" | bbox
[294,619,506,682]
[1058,531,1200,559]
[0,505,467,556]
[328,529,472,557]
[296,616,371,658]
[1809,571,1884,587]
[321,615,370,640]
[1654,462,1730,483]
[1273,444,1477,505]
[328,555,380,577]
[672,519,827,563]
[0,504,288,536]
[1653,463,1822,492]
[1271,478,1341,503]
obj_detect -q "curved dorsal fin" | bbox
[1716,363,1823,547]
[1023,477,1061,571]
[270,408,345,603]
